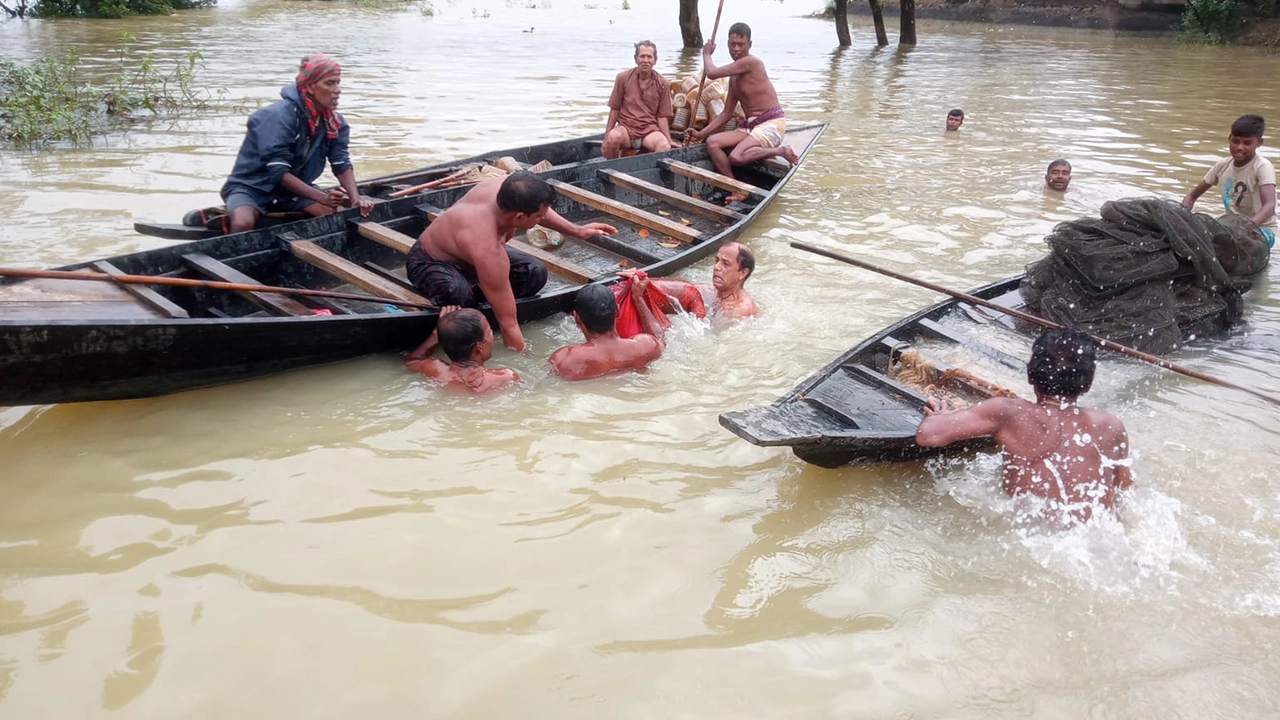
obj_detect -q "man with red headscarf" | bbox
[220,53,374,234]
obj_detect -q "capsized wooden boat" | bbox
[136,134,626,240]
[0,122,828,406]
[720,275,1038,468]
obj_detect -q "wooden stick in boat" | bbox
[790,241,1280,409]
[387,166,475,199]
[0,267,435,311]
[686,0,727,146]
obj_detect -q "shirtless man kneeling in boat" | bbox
[407,170,617,352]
[648,242,758,320]
[686,23,799,201]
[915,327,1134,524]
[406,307,519,393]
[549,280,666,380]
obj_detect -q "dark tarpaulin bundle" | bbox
[1020,198,1270,354]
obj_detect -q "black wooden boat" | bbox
[0,123,827,406]
[137,133,642,240]
[720,274,1037,468]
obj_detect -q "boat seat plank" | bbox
[597,168,743,222]
[658,160,768,201]
[802,367,924,431]
[284,239,433,306]
[415,205,601,283]
[355,221,416,254]
[181,252,312,317]
[916,317,1026,370]
[545,179,702,244]
[90,261,189,319]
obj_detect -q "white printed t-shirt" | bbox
[1203,154,1278,231]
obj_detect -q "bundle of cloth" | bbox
[1020,197,1271,354]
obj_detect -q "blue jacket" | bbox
[220,84,353,201]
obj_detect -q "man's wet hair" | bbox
[728,22,751,39]
[1027,328,1096,398]
[733,243,755,282]
[497,171,555,215]
[948,108,964,118]
[1231,113,1265,139]
[1046,159,1071,173]
[634,40,656,56]
[437,309,488,363]
[575,283,617,334]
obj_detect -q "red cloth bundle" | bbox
[611,271,672,338]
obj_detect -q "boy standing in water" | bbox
[945,108,964,132]
[1182,113,1277,247]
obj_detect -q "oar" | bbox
[790,241,1280,409]
[0,267,435,311]
[686,0,727,146]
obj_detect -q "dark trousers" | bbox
[406,242,549,306]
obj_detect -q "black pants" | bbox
[406,242,549,306]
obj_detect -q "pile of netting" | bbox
[1020,198,1271,354]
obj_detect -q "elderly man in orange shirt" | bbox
[602,40,675,159]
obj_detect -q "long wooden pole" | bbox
[0,267,435,310]
[790,241,1280,408]
[687,0,727,146]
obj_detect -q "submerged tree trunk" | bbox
[834,0,851,46]
[867,0,889,46]
[899,0,917,45]
[679,0,703,49]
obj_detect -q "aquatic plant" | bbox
[29,0,213,18]
[0,36,232,145]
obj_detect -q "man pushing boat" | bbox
[686,23,799,200]
[407,171,616,352]
[915,328,1134,525]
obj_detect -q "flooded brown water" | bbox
[3,1,1280,716]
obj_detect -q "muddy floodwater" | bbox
[2,0,1280,716]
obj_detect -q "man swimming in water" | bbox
[915,327,1133,524]
[648,242,757,320]
[405,307,519,393]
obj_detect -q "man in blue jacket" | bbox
[221,54,374,234]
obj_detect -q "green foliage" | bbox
[31,0,213,18]
[0,35,232,145]
[1179,0,1270,42]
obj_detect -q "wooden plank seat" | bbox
[597,168,743,222]
[355,220,416,254]
[545,179,702,244]
[280,235,433,307]
[406,211,600,284]
[90,261,189,319]
[181,252,312,317]
[659,159,769,201]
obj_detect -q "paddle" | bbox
[0,267,436,311]
[790,241,1280,409]
[686,0,727,147]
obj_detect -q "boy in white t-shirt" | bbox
[1182,113,1277,247]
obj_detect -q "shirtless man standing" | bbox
[405,307,519,393]
[915,328,1133,524]
[602,40,675,159]
[650,242,758,320]
[686,23,799,196]
[549,279,666,380]
[406,171,616,352]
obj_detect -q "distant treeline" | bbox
[1,0,214,18]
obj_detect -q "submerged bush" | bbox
[30,0,214,18]
[0,36,232,145]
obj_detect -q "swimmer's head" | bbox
[574,283,617,335]
[1027,327,1095,399]
[437,308,492,363]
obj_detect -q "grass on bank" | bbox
[0,34,236,145]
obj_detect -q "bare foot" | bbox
[780,145,800,165]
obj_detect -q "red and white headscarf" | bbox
[296,53,341,140]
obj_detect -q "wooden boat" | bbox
[720,275,1036,468]
[0,122,828,406]
[136,133,664,240]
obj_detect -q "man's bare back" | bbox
[417,178,511,268]
[549,276,665,380]
[939,397,1132,522]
